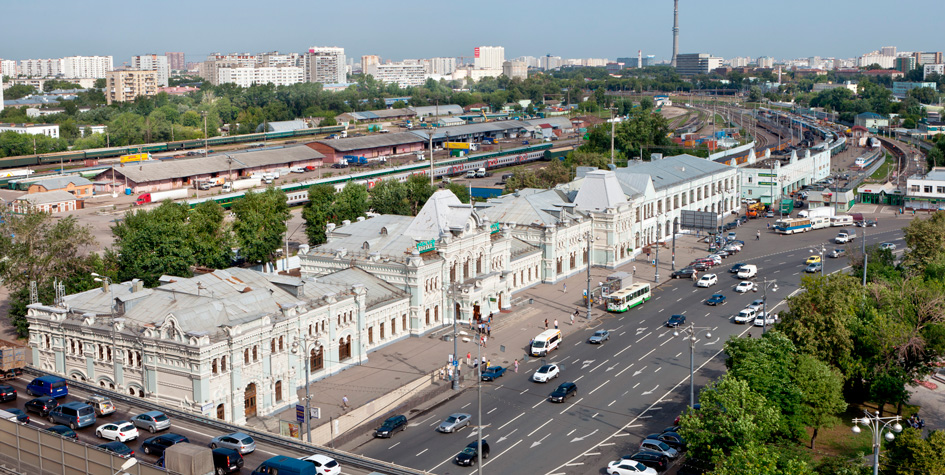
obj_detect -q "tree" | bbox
[711,442,815,475]
[111,201,196,287]
[639,96,654,110]
[2,84,36,100]
[0,210,97,336]
[795,354,847,449]
[907,86,939,105]
[94,78,107,89]
[331,183,370,223]
[368,179,410,215]
[678,376,781,464]
[302,184,337,246]
[189,200,233,269]
[404,174,436,215]
[882,428,945,475]
[903,211,945,269]
[814,456,871,475]
[564,151,610,170]
[504,159,571,193]
[446,183,470,203]
[231,188,290,265]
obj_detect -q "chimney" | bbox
[131,279,144,293]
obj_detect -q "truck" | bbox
[779,198,794,215]
[135,188,189,206]
[0,340,26,380]
[222,177,261,193]
[746,201,767,218]
[119,153,152,163]
[344,155,368,166]
[798,207,835,220]
[163,443,213,475]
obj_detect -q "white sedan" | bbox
[747,299,765,311]
[607,460,658,475]
[95,420,139,442]
[696,274,718,288]
[754,313,778,327]
[298,454,341,475]
[734,281,756,293]
[532,364,560,383]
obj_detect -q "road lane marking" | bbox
[779,261,786,265]
[633,382,640,389]
[598,442,615,447]
[608,400,616,407]
[614,345,633,357]
[659,336,674,346]
[496,413,525,432]
[588,380,609,395]
[520,388,528,395]
[493,384,503,391]
[416,448,428,456]
[675,352,683,358]
[567,429,576,437]
[659,308,665,312]
[574,375,584,382]
[487,407,497,415]
[654,367,662,373]
[588,359,610,373]
[635,332,652,343]
[527,419,554,437]
[461,402,471,409]
[560,397,584,415]
[531,399,544,409]
[618,331,626,336]
[638,348,656,361]
[388,442,400,450]
[417,415,436,426]
[615,363,634,377]
[482,438,522,467]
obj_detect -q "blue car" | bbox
[481,366,506,382]
[141,433,189,457]
[705,294,727,306]
[666,315,686,327]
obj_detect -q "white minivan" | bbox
[530,329,562,357]
[736,264,758,279]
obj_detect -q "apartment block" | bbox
[924,64,945,80]
[306,47,346,84]
[0,59,16,77]
[502,60,527,80]
[61,56,113,79]
[19,58,62,78]
[216,66,304,88]
[366,60,425,88]
[106,70,157,104]
[914,51,944,66]
[474,46,505,70]
[165,52,185,71]
[425,57,456,75]
[676,53,723,76]
[361,55,380,76]
[130,54,170,87]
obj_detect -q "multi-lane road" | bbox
[343,222,906,474]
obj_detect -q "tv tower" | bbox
[671,0,680,67]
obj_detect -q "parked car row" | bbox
[606,427,688,474]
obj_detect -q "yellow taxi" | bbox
[805,255,822,265]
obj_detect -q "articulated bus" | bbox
[606,283,652,313]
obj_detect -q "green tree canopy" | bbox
[302,184,337,246]
[231,188,290,265]
[111,201,196,287]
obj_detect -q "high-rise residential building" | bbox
[0,86,4,112]
[258,52,302,68]
[756,56,774,68]
[165,52,185,71]
[730,56,749,68]
[895,56,917,73]
[0,59,17,77]
[857,52,895,69]
[474,46,505,70]
[502,60,527,80]
[106,70,157,104]
[881,46,897,57]
[924,64,945,80]
[130,54,170,87]
[361,55,380,76]
[216,66,304,88]
[676,53,723,75]
[366,60,426,88]
[19,58,62,78]
[642,55,656,67]
[425,57,456,75]
[541,55,563,70]
[61,56,113,79]
[306,47,346,84]
[914,52,944,66]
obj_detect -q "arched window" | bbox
[310,347,324,371]
[275,381,283,402]
[279,336,284,351]
[212,359,218,375]
[221,356,227,372]
[271,339,276,353]
[252,345,258,362]
[244,349,250,365]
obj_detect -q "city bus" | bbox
[773,218,812,234]
[606,282,652,312]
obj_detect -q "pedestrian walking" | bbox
[632,265,636,275]
[483,335,488,348]
[544,318,549,330]
[570,313,575,325]
[514,359,519,373]
[481,356,486,367]
[756,230,761,240]
[554,319,558,329]
[488,314,493,325]
[486,325,491,337]
[342,395,349,408]
[563,282,567,293]
[466,352,471,367]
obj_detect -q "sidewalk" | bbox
[255,230,723,446]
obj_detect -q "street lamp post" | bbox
[655,214,662,283]
[760,278,778,335]
[584,231,597,320]
[851,410,903,475]
[291,335,314,442]
[447,284,461,390]
[674,323,712,409]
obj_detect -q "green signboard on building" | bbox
[490,222,500,234]
[416,239,436,253]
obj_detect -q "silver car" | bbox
[436,413,471,433]
[132,411,170,433]
[209,432,256,454]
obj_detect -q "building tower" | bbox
[638,50,642,68]
[671,0,680,68]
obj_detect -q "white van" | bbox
[530,329,562,357]
[737,264,757,279]
[811,217,830,230]
[475,168,487,178]
[830,215,853,227]
[466,169,477,178]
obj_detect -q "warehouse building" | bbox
[307,133,425,164]
[91,146,324,193]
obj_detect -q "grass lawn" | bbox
[869,160,892,181]
[801,401,919,462]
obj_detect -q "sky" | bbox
[2,0,944,64]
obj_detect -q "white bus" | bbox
[606,283,652,313]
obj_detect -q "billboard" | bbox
[679,210,721,232]
[474,47,480,58]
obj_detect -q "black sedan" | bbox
[25,396,58,417]
[455,440,490,466]
[97,441,134,458]
[622,450,669,472]
[729,263,746,273]
[665,314,686,328]
[671,267,697,279]
[0,384,16,402]
[142,433,189,456]
[5,408,29,423]
[647,431,687,451]
[45,425,78,439]
[549,382,577,403]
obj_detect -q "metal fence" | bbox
[23,367,431,475]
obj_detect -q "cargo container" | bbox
[119,153,152,163]
[164,443,213,475]
[0,340,26,380]
[222,178,261,193]
[135,188,189,206]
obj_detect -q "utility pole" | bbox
[202,112,209,157]
[610,107,616,166]
[585,231,594,320]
